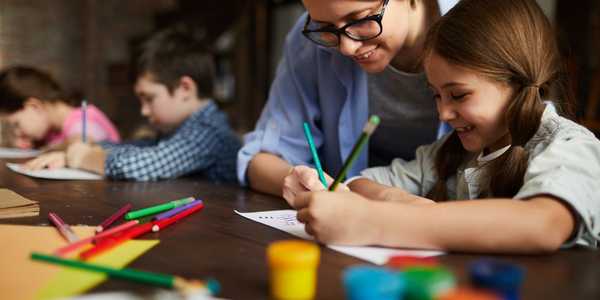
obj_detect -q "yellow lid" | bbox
[267,240,320,268]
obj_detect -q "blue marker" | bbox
[81,100,87,143]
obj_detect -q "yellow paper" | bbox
[0,225,158,300]
[36,239,159,300]
[0,225,96,300]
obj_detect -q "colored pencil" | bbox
[152,201,205,232]
[81,99,87,143]
[31,252,221,295]
[124,197,194,220]
[96,203,133,233]
[48,212,79,243]
[329,115,380,191]
[153,199,202,221]
[303,122,327,188]
[79,222,153,260]
[54,220,139,257]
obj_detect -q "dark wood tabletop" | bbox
[1,161,599,300]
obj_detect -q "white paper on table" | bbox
[235,209,443,265]
[0,147,41,159]
[6,162,103,180]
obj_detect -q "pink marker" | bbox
[48,212,79,243]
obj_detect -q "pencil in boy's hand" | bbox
[303,122,327,188]
[329,115,380,191]
[81,99,87,143]
[31,252,221,296]
[48,212,79,243]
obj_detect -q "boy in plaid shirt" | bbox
[28,26,240,182]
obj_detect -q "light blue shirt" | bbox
[237,1,458,185]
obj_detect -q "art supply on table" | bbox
[235,209,443,265]
[96,203,133,233]
[31,252,220,296]
[55,220,140,257]
[125,197,194,220]
[267,240,320,300]
[49,212,80,243]
[402,266,456,300]
[302,122,327,188]
[343,265,404,300]
[79,222,153,260]
[0,188,39,219]
[329,115,380,191]
[438,287,501,300]
[81,100,87,143]
[469,259,524,300]
[152,200,205,232]
[153,199,202,221]
[386,255,439,270]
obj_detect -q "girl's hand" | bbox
[296,191,378,245]
[282,165,347,208]
[66,142,106,174]
[23,151,66,170]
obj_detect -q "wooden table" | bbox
[1,162,599,299]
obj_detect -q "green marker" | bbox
[31,252,220,295]
[329,115,380,191]
[125,197,194,220]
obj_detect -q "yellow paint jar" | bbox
[267,240,320,300]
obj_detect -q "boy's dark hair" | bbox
[0,66,67,113]
[138,24,215,99]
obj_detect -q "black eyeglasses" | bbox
[302,0,389,47]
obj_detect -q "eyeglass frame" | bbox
[302,0,390,47]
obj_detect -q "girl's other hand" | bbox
[23,151,66,170]
[296,191,377,245]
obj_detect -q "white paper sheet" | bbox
[0,147,41,159]
[235,209,443,265]
[6,162,103,180]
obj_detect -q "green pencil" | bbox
[125,197,194,220]
[303,122,327,188]
[329,115,380,191]
[31,252,220,295]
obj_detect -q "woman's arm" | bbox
[296,191,575,253]
[247,153,293,197]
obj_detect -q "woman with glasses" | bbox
[238,0,459,199]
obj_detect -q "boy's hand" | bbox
[282,165,347,208]
[296,191,377,245]
[23,151,67,170]
[66,142,106,175]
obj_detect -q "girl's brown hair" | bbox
[423,0,574,200]
[0,66,68,113]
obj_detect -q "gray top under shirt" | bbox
[368,66,439,167]
[362,105,600,248]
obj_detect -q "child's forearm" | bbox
[349,178,433,204]
[368,196,575,253]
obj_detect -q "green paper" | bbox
[36,240,159,300]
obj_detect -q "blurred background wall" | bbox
[0,0,598,138]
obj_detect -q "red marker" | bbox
[79,222,153,260]
[151,201,204,232]
[96,203,132,233]
[54,220,139,257]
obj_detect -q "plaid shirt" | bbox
[101,101,240,182]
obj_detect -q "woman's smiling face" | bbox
[302,0,413,73]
